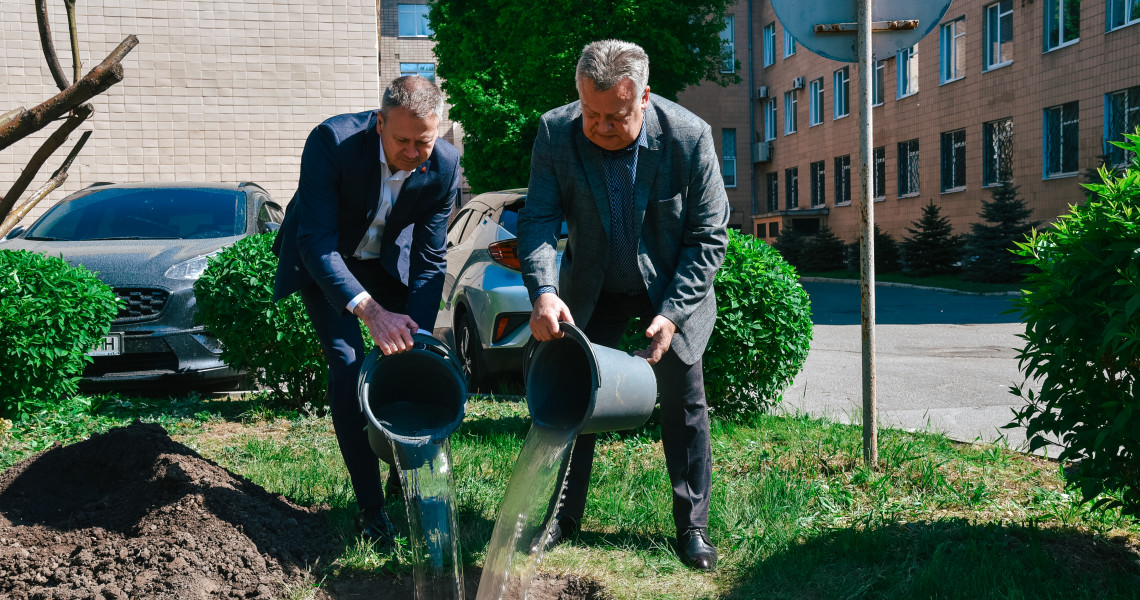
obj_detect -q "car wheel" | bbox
[456,312,486,393]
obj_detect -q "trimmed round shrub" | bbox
[194,233,332,409]
[0,249,119,418]
[704,229,813,419]
[1011,130,1140,515]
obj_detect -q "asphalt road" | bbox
[781,280,1034,450]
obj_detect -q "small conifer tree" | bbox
[902,201,961,276]
[964,181,1041,282]
[874,225,902,273]
[799,226,846,272]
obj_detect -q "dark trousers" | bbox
[299,258,404,511]
[556,291,712,534]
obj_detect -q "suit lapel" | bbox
[574,118,612,241]
[631,104,661,245]
[389,157,430,226]
[362,111,384,224]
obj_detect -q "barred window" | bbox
[785,167,799,209]
[766,172,779,212]
[898,139,920,196]
[874,146,886,200]
[940,129,967,191]
[983,118,1014,185]
[1106,86,1140,167]
[810,161,826,207]
[834,155,852,205]
[1044,102,1079,176]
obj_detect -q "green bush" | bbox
[902,200,962,276]
[0,250,119,418]
[194,233,345,409]
[703,229,813,418]
[1011,129,1140,515]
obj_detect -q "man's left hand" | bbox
[633,315,676,365]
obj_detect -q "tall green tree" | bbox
[902,201,961,276]
[430,0,740,193]
[963,181,1040,282]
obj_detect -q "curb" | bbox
[800,276,1022,297]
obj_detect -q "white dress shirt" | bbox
[346,142,411,312]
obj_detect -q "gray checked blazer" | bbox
[517,94,729,365]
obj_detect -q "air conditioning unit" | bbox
[756,86,769,99]
[752,141,771,163]
[792,77,805,90]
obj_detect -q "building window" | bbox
[722,129,737,187]
[983,118,1015,186]
[834,155,852,205]
[874,146,886,200]
[763,23,776,67]
[763,98,778,141]
[897,45,919,98]
[810,161,826,207]
[984,1,1014,70]
[1044,102,1079,177]
[721,16,736,73]
[872,60,885,106]
[766,172,779,212]
[940,17,966,84]
[769,222,779,238]
[834,67,850,118]
[1106,86,1140,167]
[898,139,920,196]
[785,167,799,209]
[400,62,436,82]
[809,78,824,126]
[1108,0,1140,30]
[940,129,967,192]
[784,91,797,135]
[784,29,797,57]
[397,4,432,37]
[1045,0,1079,50]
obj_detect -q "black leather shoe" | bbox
[357,506,396,547]
[530,518,578,553]
[678,528,717,571]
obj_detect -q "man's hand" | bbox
[633,315,676,365]
[353,296,417,355]
[529,292,574,341]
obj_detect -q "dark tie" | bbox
[601,146,642,293]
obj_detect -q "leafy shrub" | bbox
[703,228,813,418]
[902,201,961,276]
[963,181,1040,283]
[0,250,119,418]
[195,233,346,409]
[1011,129,1140,515]
[798,226,846,272]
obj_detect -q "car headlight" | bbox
[164,251,219,280]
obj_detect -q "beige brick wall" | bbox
[1,0,380,223]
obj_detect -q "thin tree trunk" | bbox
[0,104,93,225]
[66,0,82,84]
[0,131,91,234]
[36,0,71,91]
[0,34,137,153]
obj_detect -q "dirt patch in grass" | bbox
[323,572,609,599]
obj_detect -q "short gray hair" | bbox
[576,39,650,96]
[381,75,444,119]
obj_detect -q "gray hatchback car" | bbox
[2,182,283,391]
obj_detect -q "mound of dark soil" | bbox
[0,421,338,599]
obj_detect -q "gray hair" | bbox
[576,39,650,96]
[381,75,444,119]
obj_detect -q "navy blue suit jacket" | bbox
[273,110,461,330]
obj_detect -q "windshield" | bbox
[25,187,246,241]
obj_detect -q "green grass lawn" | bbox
[800,270,1023,295]
[4,393,1140,599]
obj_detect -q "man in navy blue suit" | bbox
[273,75,461,546]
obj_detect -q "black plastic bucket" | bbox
[357,333,467,467]
[524,322,657,435]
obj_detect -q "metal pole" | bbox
[858,0,878,466]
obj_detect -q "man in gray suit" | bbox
[517,39,728,571]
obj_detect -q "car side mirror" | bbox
[260,222,281,234]
[3,226,25,240]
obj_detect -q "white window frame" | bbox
[763,98,778,141]
[397,4,432,37]
[720,16,736,74]
[763,23,776,67]
[940,129,967,193]
[1107,0,1140,30]
[940,17,966,84]
[834,67,850,119]
[872,60,885,106]
[1044,0,1080,51]
[984,1,1014,70]
[722,129,737,188]
[784,91,797,135]
[809,78,824,126]
[1043,102,1079,178]
[399,62,436,81]
[897,46,919,99]
[784,29,797,57]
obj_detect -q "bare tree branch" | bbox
[0,104,93,224]
[0,34,137,152]
[36,0,71,91]
[66,0,82,84]
[0,131,91,235]
[0,108,23,129]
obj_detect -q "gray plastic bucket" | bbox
[525,322,657,435]
[358,333,467,467]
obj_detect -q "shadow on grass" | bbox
[724,519,1140,600]
[455,412,532,440]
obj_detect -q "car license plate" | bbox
[89,333,123,356]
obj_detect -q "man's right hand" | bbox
[353,296,417,355]
[529,292,574,341]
